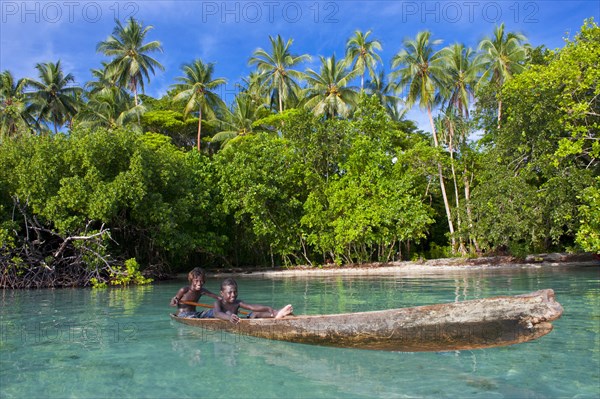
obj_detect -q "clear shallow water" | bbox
[1,265,598,398]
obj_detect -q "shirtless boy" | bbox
[212,278,293,324]
[170,267,220,318]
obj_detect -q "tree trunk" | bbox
[197,105,202,152]
[447,120,467,255]
[497,98,502,129]
[278,81,284,113]
[132,79,139,107]
[463,166,480,252]
[428,106,456,251]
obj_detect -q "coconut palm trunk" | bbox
[427,106,456,251]
[497,98,502,129]
[132,81,139,106]
[447,119,467,254]
[278,81,284,113]
[197,105,203,151]
[463,166,480,252]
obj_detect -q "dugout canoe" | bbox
[170,289,563,352]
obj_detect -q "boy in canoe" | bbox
[212,278,293,323]
[170,267,221,318]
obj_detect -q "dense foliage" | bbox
[1,19,597,287]
[471,20,599,255]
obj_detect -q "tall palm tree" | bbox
[304,55,358,119]
[25,61,82,134]
[212,93,268,148]
[366,70,405,120]
[0,70,31,138]
[237,71,271,110]
[438,43,482,254]
[97,17,164,106]
[75,88,145,130]
[345,30,383,90]
[476,23,528,128]
[391,31,456,250]
[439,44,479,118]
[170,59,227,151]
[248,35,310,113]
[85,62,128,98]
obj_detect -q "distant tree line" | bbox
[1,18,598,287]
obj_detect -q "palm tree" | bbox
[25,61,82,134]
[345,30,382,90]
[85,62,128,98]
[366,70,405,120]
[476,23,528,128]
[439,44,479,118]
[236,71,272,110]
[0,70,31,138]
[212,93,268,148]
[249,35,310,113]
[391,31,457,251]
[75,88,145,130]
[97,17,164,106]
[170,59,227,151]
[438,43,482,254]
[304,55,358,118]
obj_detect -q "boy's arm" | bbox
[212,300,240,324]
[170,287,187,306]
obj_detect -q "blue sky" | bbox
[1,0,598,129]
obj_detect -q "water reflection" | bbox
[167,322,546,398]
[263,265,597,313]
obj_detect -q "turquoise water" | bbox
[1,265,598,398]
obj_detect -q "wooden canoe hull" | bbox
[170,289,563,352]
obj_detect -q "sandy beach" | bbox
[206,253,599,279]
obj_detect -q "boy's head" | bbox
[188,267,206,291]
[220,278,238,303]
[188,267,205,282]
[221,277,237,291]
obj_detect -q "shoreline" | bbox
[205,253,599,279]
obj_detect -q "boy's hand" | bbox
[170,297,179,306]
[229,314,240,324]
